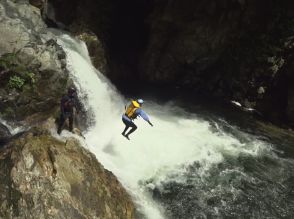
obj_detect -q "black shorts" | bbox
[122,116,136,127]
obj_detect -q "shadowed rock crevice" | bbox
[47,146,57,178]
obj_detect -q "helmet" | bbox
[68,87,76,96]
[137,99,144,104]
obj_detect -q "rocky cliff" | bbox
[0,1,135,218]
[0,123,134,219]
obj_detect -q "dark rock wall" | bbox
[141,0,268,83]
[140,0,294,125]
[48,0,152,78]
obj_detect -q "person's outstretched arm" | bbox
[137,109,153,127]
[147,120,153,126]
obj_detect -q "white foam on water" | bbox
[0,118,26,135]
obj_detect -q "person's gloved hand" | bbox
[148,121,153,127]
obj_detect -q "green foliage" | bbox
[8,76,25,89]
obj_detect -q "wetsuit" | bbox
[57,94,78,134]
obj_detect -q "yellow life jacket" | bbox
[125,100,140,119]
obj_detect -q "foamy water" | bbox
[57,35,268,219]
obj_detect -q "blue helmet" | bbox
[137,99,144,104]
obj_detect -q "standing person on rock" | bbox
[57,87,79,134]
[122,99,153,140]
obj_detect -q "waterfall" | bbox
[57,34,288,219]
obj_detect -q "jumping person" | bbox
[122,99,153,140]
[57,87,79,134]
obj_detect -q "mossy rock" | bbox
[0,50,69,123]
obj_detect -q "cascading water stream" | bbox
[56,34,294,219]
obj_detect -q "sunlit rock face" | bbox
[0,125,135,219]
[0,0,69,123]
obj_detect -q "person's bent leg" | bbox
[57,114,65,134]
[122,125,130,136]
[69,114,74,132]
[125,123,137,138]
[122,116,130,136]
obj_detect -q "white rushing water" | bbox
[0,118,26,135]
[57,35,268,219]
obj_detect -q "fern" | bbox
[8,76,25,89]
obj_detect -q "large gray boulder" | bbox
[0,0,68,123]
[0,123,135,219]
[0,0,45,55]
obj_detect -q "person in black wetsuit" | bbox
[57,87,79,134]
